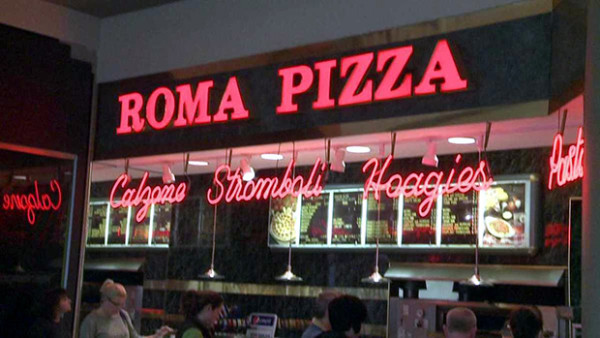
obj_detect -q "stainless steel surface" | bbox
[385,263,566,286]
[83,258,145,272]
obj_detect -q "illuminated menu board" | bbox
[366,194,397,244]
[87,203,108,245]
[269,175,538,252]
[441,191,477,245]
[402,195,436,245]
[152,204,172,245]
[299,194,328,245]
[107,206,128,244]
[331,192,363,244]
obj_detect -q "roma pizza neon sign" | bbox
[548,127,584,190]
[2,180,62,225]
[110,171,188,222]
[207,158,327,204]
[362,154,493,217]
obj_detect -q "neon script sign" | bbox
[548,127,584,190]
[362,154,493,217]
[110,171,188,222]
[117,39,468,134]
[2,180,62,225]
[207,158,327,204]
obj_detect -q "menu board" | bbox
[152,204,172,245]
[481,183,527,248]
[441,191,477,245]
[402,195,436,245]
[331,192,362,244]
[107,206,128,244]
[87,203,108,245]
[366,194,397,244]
[299,194,328,245]
[129,208,150,244]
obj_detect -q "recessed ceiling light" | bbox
[448,137,476,145]
[261,153,284,161]
[13,175,27,180]
[188,160,209,166]
[345,146,371,154]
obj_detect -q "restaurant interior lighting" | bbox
[240,158,255,181]
[261,153,284,161]
[162,164,175,184]
[188,160,209,166]
[421,141,439,167]
[330,148,346,173]
[12,175,27,181]
[346,145,371,154]
[448,137,476,145]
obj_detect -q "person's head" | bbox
[327,295,367,337]
[443,307,477,338]
[509,307,543,338]
[180,290,224,330]
[42,288,71,320]
[312,291,340,329]
[99,279,127,315]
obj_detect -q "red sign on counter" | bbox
[2,180,62,225]
[110,171,188,222]
[548,126,584,190]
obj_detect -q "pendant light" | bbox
[362,133,395,285]
[199,150,230,280]
[275,142,302,282]
[460,123,493,287]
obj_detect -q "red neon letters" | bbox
[362,154,493,217]
[276,39,468,114]
[110,172,187,222]
[2,180,62,225]
[207,158,327,205]
[548,127,584,190]
[117,76,249,134]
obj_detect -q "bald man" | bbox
[443,307,477,338]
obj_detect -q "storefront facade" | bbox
[82,1,589,337]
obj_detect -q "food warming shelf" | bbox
[385,262,565,287]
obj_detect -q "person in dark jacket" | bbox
[509,307,543,338]
[177,290,224,338]
[28,288,72,338]
[316,295,367,338]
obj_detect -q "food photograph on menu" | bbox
[331,192,363,244]
[481,183,527,248]
[402,195,436,245]
[87,203,108,245]
[107,205,129,244]
[366,194,397,244]
[299,194,328,245]
[269,195,298,245]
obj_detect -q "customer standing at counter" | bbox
[80,279,173,338]
[301,291,340,338]
[316,295,367,338]
[443,307,477,338]
[28,288,72,338]
[177,290,224,338]
[508,307,543,338]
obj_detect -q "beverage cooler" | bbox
[385,262,569,337]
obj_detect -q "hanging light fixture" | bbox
[240,158,255,181]
[362,132,395,285]
[421,140,438,167]
[275,142,302,282]
[330,147,346,173]
[199,150,229,280]
[162,164,175,184]
[460,123,493,287]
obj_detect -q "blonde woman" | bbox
[80,279,173,338]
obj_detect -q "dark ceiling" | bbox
[43,0,183,18]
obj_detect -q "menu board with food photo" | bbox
[269,195,298,245]
[152,204,172,245]
[107,206,129,244]
[299,194,329,245]
[87,203,108,245]
[481,183,527,248]
[129,208,151,244]
[366,194,398,244]
[402,195,436,245]
[331,192,363,244]
[441,191,477,245]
